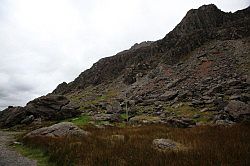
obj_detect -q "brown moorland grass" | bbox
[22,123,250,166]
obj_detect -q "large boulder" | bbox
[0,106,27,127]
[24,122,89,139]
[0,95,80,128]
[25,95,80,120]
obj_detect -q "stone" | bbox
[159,91,178,101]
[191,99,204,106]
[92,113,122,122]
[152,138,186,152]
[112,101,122,113]
[227,79,241,86]
[204,99,214,104]
[202,96,212,100]
[140,99,157,106]
[166,79,182,89]
[92,114,113,121]
[153,139,176,150]
[106,101,122,113]
[24,122,89,139]
[213,113,232,122]
[213,98,227,111]
[106,105,113,113]
[21,115,35,125]
[215,120,235,126]
[166,117,195,128]
[224,100,250,121]
[110,135,125,142]
[200,108,209,112]
[110,114,123,123]
[98,102,108,110]
[193,114,201,119]
[229,94,250,102]
[129,115,161,124]
[32,118,42,125]
[205,85,223,95]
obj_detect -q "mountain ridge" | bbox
[52,4,250,95]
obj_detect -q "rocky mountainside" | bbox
[53,4,250,94]
[1,4,249,128]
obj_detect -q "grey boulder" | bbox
[24,122,89,139]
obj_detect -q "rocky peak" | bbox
[175,4,224,33]
[130,41,153,50]
[52,4,250,95]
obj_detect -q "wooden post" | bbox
[126,101,128,122]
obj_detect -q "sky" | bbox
[0,0,249,110]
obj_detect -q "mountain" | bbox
[1,4,249,128]
[52,4,250,94]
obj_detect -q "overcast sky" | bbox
[0,0,249,110]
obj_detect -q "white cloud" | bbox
[0,0,248,110]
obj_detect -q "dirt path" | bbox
[0,130,37,166]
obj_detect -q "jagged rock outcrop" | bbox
[25,95,80,120]
[0,95,80,128]
[0,106,27,127]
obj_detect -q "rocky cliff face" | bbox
[53,4,250,95]
[51,4,249,125]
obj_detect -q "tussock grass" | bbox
[13,144,54,166]
[23,123,250,166]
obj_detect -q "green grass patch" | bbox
[164,103,213,123]
[67,88,118,113]
[65,115,91,126]
[12,144,54,166]
[121,113,129,121]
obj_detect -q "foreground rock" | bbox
[152,138,186,152]
[24,122,89,139]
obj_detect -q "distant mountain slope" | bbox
[53,4,250,95]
